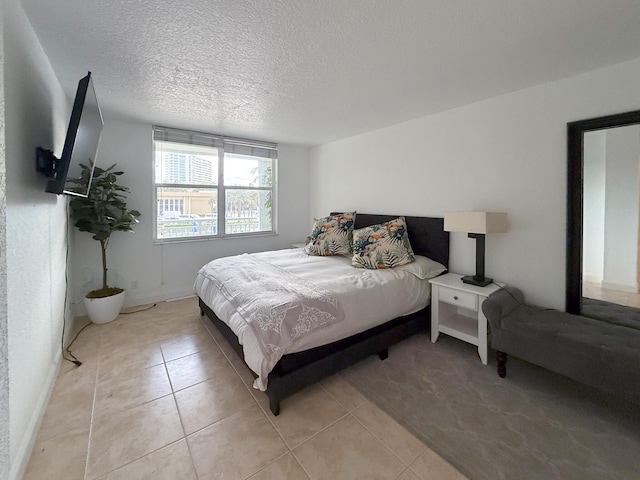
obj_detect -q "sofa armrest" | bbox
[481,287,524,331]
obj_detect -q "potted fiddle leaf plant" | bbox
[68,162,141,324]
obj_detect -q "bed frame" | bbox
[198,214,449,415]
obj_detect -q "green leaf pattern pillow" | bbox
[352,216,415,269]
[306,212,356,256]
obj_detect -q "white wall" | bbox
[583,130,606,283]
[70,120,312,311]
[0,3,9,478]
[310,58,640,309]
[602,125,640,291]
[3,0,71,477]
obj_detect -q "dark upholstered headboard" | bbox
[330,212,450,269]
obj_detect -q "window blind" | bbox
[153,126,277,158]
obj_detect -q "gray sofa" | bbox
[481,287,640,404]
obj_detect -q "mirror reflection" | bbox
[566,109,640,321]
[582,125,640,310]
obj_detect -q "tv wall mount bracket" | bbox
[35,147,60,178]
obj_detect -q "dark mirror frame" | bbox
[566,109,640,314]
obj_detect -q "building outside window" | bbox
[153,126,276,241]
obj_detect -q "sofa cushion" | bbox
[581,297,640,330]
[500,304,640,362]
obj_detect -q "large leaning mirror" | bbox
[567,109,640,320]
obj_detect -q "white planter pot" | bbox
[83,290,126,324]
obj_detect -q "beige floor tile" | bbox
[153,306,199,319]
[160,297,198,315]
[395,468,423,480]
[202,323,259,389]
[160,330,218,362]
[105,310,159,329]
[86,395,184,479]
[120,302,161,316]
[202,323,360,425]
[63,324,102,369]
[152,303,203,333]
[320,374,368,411]
[582,281,633,306]
[203,322,240,360]
[98,332,158,352]
[153,316,205,340]
[249,381,276,412]
[409,448,468,480]
[38,368,95,442]
[101,439,197,480]
[23,428,89,480]
[93,364,173,420]
[352,402,426,465]
[37,395,93,444]
[26,296,466,480]
[174,371,256,434]
[293,415,406,480]
[54,358,98,394]
[68,316,101,339]
[188,404,288,480]
[222,348,257,388]
[626,293,640,308]
[268,384,348,448]
[165,347,231,392]
[249,453,310,480]
[99,322,159,352]
[55,362,98,402]
[60,351,100,378]
[200,315,226,342]
[236,362,260,390]
[153,298,199,316]
[97,341,164,382]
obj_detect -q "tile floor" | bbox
[583,281,640,308]
[23,297,467,480]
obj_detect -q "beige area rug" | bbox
[341,333,640,480]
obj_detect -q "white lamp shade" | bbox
[444,211,508,234]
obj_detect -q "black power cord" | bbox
[489,281,522,304]
[121,303,157,314]
[62,198,82,367]
[64,321,92,364]
[60,198,157,364]
[61,302,157,366]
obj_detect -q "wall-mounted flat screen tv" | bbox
[36,71,104,196]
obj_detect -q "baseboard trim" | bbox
[601,281,638,293]
[71,288,196,317]
[582,273,602,284]
[9,354,61,480]
[122,289,196,308]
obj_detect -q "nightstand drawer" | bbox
[438,286,477,310]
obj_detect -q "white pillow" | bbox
[394,255,447,280]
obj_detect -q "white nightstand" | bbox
[428,272,503,364]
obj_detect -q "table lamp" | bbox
[444,211,508,286]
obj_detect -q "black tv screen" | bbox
[44,71,104,196]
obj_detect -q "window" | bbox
[153,126,276,241]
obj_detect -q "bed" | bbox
[196,213,449,415]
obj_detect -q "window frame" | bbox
[153,126,277,243]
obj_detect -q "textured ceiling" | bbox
[20,0,640,145]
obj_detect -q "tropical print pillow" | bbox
[306,212,356,256]
[351,216,415,269]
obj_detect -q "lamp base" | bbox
[461,275,493,287]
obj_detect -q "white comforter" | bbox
[194,247,433,390]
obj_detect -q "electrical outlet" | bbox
[131,280,139,289]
